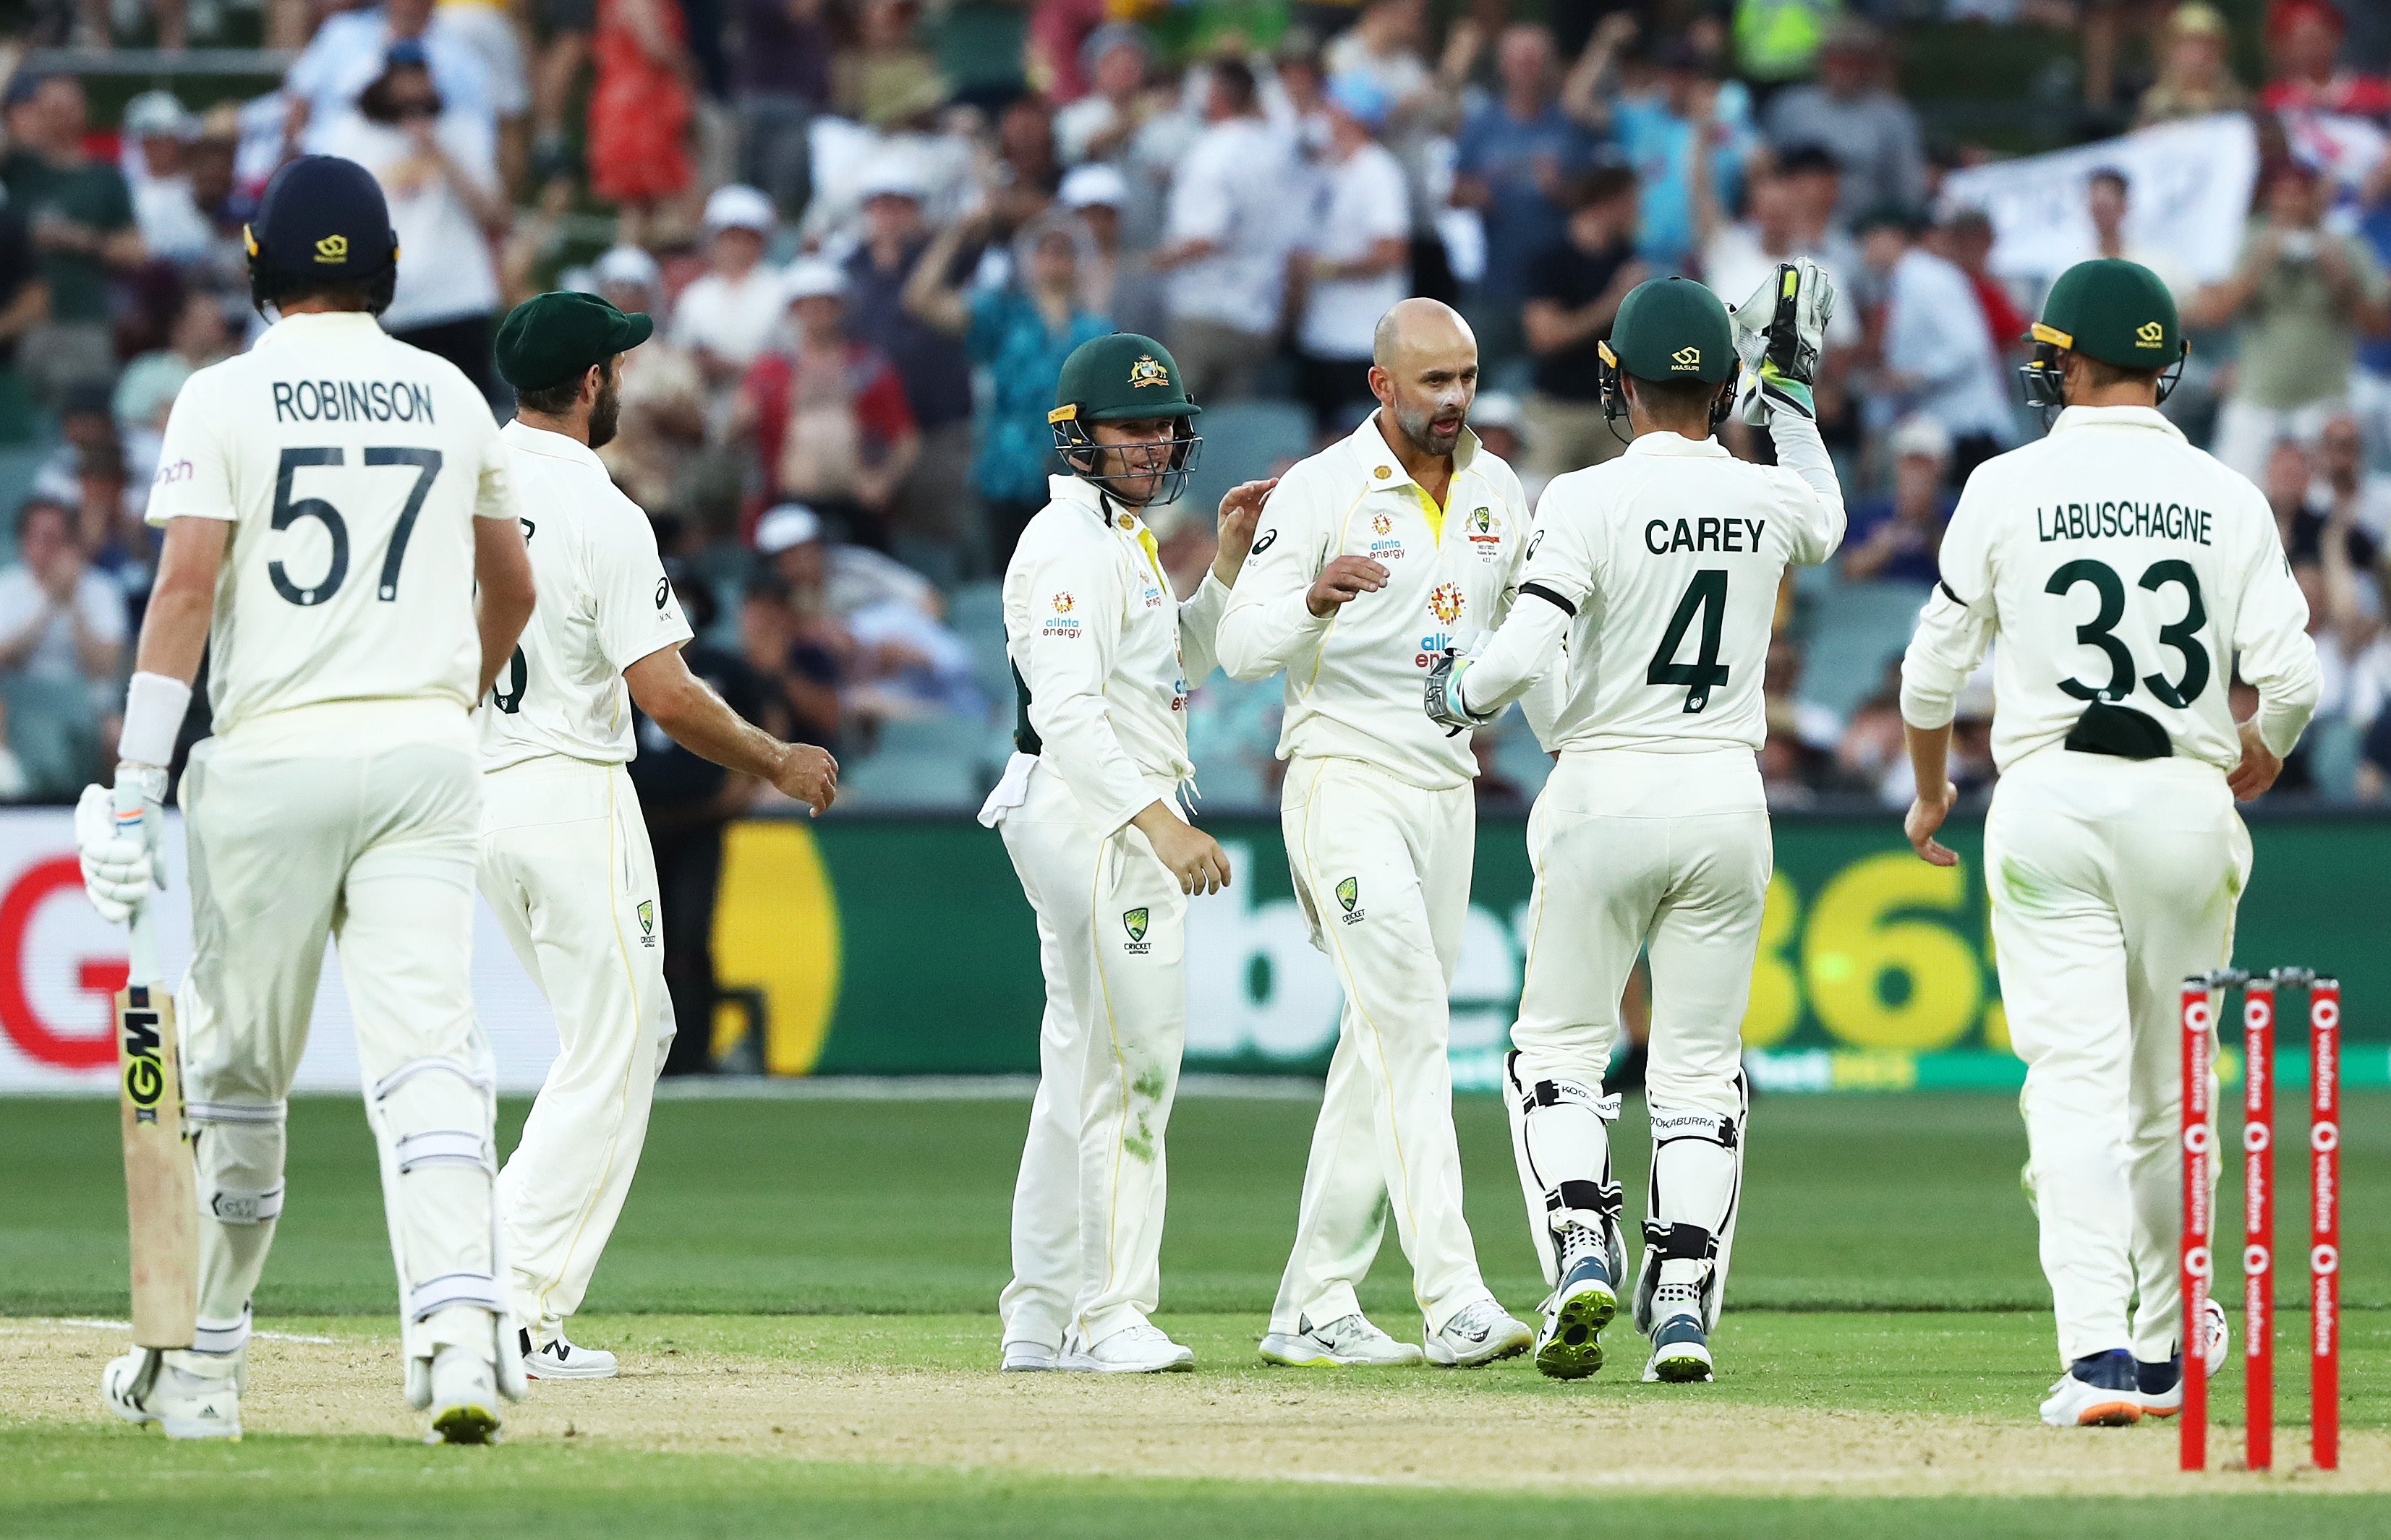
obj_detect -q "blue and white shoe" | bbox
[2132,1298,2228,1418]
[1642,1312,1714,1382]
[2039,1348,2141,1427]
[1536,1252,1619,1379]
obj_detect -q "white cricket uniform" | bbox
[474,420,691,1341]
[1455,414,1844,1322]
[1216,414,1548,1338]
[1901,405,2319,1366]
[984,472,1233,1354]
[146,310,519,1368]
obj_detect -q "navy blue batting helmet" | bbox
[244,155,400,291]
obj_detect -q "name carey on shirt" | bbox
[2036,500,2212,545]
[270,377,438,425]
[1645,516,1765,555]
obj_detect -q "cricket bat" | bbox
[114,782,195,1349]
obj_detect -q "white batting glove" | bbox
[74,768,166,924]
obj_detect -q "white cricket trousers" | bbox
[1270,755,1496,1338]
[178,701,500,1366]
[997,757,1188,1351]
[1985,748,2249,1366]
[1509,750,1770,1118]
[481,755,673,1338]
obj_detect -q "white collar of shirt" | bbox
[2049,405,2186,442]
[1342,411,1482,493]
[1046,471,1150,531]
[501,416,608,473]
[257,310,388,348]
[1624,429,1733,460]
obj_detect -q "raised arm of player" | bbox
[472,516,536,701]
[1175,476,1275,686]
[626,644,838,814]
[1765,409,1849,565]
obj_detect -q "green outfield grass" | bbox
[4,1090,2385,1317]
[5,1089,2387,1538]
[8,1434,2390,1540]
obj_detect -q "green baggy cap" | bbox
[496,291,655,392]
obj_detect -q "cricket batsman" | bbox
[478,292,838,1380]
[1427,271,1846,1382]
[75,156,539,1441]
[1899,259,2319,1426]
[1217,298,1548,1370]
[982,333,1271,1372]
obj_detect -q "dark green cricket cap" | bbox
[1049,332,1200,427]
[2035,258,2180,371]
[495,291,654,392]
[1604,278,1738,385]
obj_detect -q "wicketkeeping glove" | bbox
[1731,258,1836,427]
[1423,646,1496,734]
[74,766,166,925]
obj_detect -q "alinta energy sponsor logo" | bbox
[1429,583,1464,625]
[1369,510,1405,562]
[1043,591,1082,638]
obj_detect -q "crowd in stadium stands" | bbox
[1,0,2390,813]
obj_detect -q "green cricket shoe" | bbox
[1535,1254,1619,1379]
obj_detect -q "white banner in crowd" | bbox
[1939,114,2260,291]
[0,811,560,1095]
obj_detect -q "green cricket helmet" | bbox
[2021,257,2188,411]
[1049,332,1203,503]
[1596,277,1739,440]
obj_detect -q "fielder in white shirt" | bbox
[1218,299,1550,1371]
[480,292,838,1382]
[1433,270,1847,1383]
[1898,260,2320,1429]
[77,156,538,1442]
[983,332,1269,1374]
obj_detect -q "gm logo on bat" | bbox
[120,1001,165,1121]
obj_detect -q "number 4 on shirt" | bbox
[1650,568,1731,714]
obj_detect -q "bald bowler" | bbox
[1216,297,1555,1369]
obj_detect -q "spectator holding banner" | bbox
[2192,161,2391,483]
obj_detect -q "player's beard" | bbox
[1393,394,1466,459]
[587,369,623,450]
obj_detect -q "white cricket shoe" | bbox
[2132,1299,2230,1418]
[521,1327,618,1380]
[1425,1299,1533,1368]
[1259,1312,1425,1367]
[2039,1349,2142,1428]
[1059,1322,1194,1373]
[426,1344,503,1445]
[102,1348,242,1440]
[1000,1340,1060,1372]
